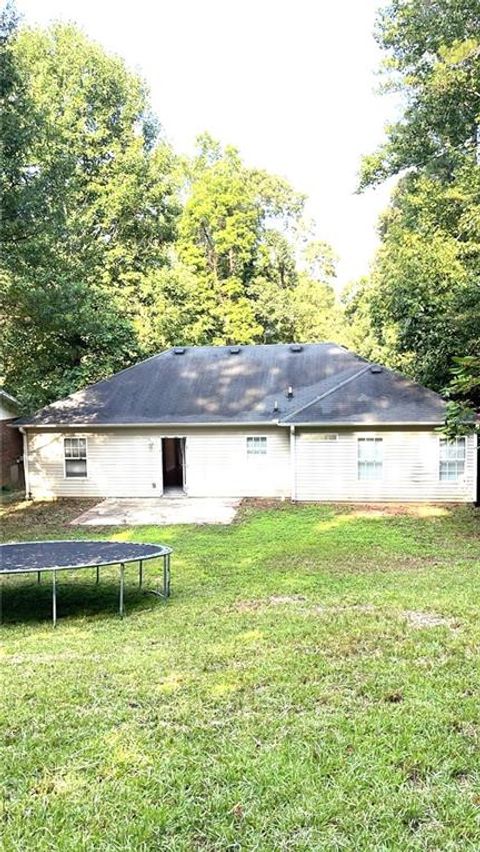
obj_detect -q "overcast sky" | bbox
[17,0,398,288]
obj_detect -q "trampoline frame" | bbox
[0,540,172,626]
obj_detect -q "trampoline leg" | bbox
[37,571,41,584]
[139,560,143,588]
[119,563,125,618]
[96,566,99,585]
[163,554,170,599]
[52,571,57,628]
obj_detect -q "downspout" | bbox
[19,427,31,500]
[290,425,296,502]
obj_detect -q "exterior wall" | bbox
[26,427,291,499]
[26,425,477,503]
[0,421,24,489]
[294,428,477,503]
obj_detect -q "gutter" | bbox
[15,420,283,430]
[15,419,450,429]
[278,421,447,427]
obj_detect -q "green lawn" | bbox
[1,499,480,851]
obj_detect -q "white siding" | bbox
[26,426,477,502]
[26,427,291,499]
[294,428,477,503]
[185,428,290,497]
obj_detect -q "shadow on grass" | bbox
[0,575,166,627]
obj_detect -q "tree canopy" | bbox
[1,11,179,408]
[0,10,348,410]
[2,0,477,428]
[351,0,480,427]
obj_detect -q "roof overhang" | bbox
[283,421,446,427]
[15,419,455,429]
[1,390,20,408]
[16,420,282,429]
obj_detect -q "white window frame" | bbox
[64,436,88,479]
[357,436,383,481]
[246,436,267,456]
[439,436,466,482]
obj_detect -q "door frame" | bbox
[161,436,187,494]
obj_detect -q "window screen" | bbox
[246,436,267,455]
[64,437,87,478]
[357,437,383,480]
[439,437,465,481]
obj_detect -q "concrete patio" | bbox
[71,496,241,526]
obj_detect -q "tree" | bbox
[1,19,179,408]
[1,17,348,409]
[359,0,480,189]
[352,0,480,428]
[175,135,304,344]
[175,135,347,346]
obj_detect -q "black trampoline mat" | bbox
[0,541,171,575]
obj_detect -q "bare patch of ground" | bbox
[233,594,307,612]
[0,498,99,541]
[231,597,460,630]
[401,610,460,630]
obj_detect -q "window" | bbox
[302,433,338,443]
[439,437,465,481]
[246,436,267,455]
[358,437,383,480]
[64,437,87,478]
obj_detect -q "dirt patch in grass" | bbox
[0,498,99,541]
[233,594,307,612]
[239,499,465,518]
[232,597,460,631]
[401,610,460,630]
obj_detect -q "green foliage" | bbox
[1,19,179,408]
[1,20,348,409]
[172,135,347,346]
[351,0,480,434]
[359,0,480,188]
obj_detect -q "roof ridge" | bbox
[280,365,372,422]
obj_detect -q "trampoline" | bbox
[0,540,172,626]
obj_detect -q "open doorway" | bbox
[162,438,186,493]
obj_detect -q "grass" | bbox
[1,498,480,850]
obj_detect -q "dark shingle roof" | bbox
[15,343,446,427]
[283,364,446,424]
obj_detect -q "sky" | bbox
[17,0,399,288]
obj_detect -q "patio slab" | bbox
[71,496,241,526]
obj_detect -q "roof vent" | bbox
[286,386,294,399]
[289,344,303,353]
[370,365,382,373]
[173,347,186,355]
[229,346,241,354]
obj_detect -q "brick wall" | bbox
[0,420,24,489]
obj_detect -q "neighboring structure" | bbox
[14,343,478,503]
[0,390,24,490]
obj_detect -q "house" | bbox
[14,343,478,503]
[0,389,24,490]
